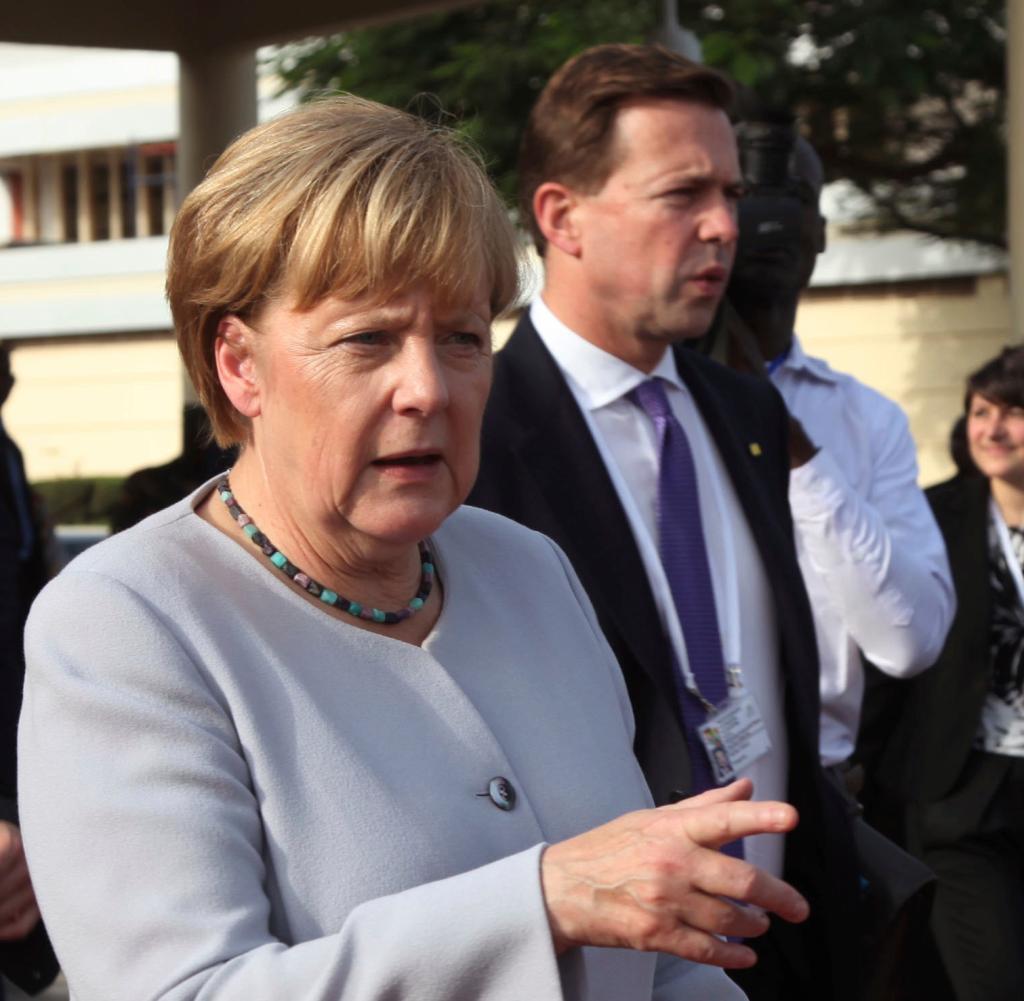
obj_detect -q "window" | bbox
[0,145,177,247]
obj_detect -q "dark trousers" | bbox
[909,751,1024,1001]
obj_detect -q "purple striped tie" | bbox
[631,379,740,814]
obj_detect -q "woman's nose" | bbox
[392,343,450,415]
[987,413,1008,438]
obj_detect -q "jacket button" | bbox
[488,776,516,811]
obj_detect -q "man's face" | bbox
[568,98,742,366]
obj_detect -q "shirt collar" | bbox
[529,296,686,411]
[775,334,839,385]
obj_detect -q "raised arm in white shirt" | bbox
[772,338,954,765]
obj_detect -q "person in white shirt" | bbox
[724,127,955,772]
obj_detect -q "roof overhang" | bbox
[0,0,472,52]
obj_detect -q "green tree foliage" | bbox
[272,0,1006,247]
[271,1,659,206]
[687,0,1006,248]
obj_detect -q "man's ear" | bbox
[533,182,583,257]
[215,315,261,420]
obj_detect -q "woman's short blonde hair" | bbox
[167,94,521,445]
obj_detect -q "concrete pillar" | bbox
[1010,0,1024,342]
[177,47,258,200]
[176,47,257,407]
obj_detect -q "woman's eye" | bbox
[343,331,388,346]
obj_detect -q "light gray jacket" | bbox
[19,489,744,1001]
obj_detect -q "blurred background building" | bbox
[797,203,1009,484]
[0,1,1017,510]
[0,44,292,483]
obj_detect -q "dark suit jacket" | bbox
[860,475,992,810]
[0,421,58,994]
[469,314,859,999]
[0,422,48,813]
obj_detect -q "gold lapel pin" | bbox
[748,442,762,457]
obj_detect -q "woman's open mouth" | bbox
[371,452,443,479]
[373,453,442,467]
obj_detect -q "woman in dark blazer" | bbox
[860,346,1024,1001]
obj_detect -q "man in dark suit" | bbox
[468,44,858,1001]
[0,346,58,998]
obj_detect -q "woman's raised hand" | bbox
[540,779,808,968]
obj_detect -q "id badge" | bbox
[697,692,772,785]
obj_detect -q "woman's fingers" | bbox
[677,798,799,849]
[690,848,809,926]
[669,886,772,940]
[664,777,754,811]
[674,799,809,922]
[541,794,809,963]
[658,923,759,970]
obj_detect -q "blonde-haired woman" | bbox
[19,96,804,1001]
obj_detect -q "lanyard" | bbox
[990,497,1024,610]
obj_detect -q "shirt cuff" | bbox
[788,448,851,521]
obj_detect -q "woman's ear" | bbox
[215,315,261,420]
[533,182,583,257]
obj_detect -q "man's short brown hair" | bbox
[518,44,734,252]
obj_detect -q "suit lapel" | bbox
[497,318,679,708]
[674,348,793,577]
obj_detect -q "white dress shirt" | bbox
[532,297,787,877]
[771,336,955,767]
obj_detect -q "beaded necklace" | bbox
[217,475,434,625]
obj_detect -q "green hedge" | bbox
[33,477,125,527]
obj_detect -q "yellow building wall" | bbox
[6,333,183,481]
[796,273,1012,488]
[499,273,1011,488]
[4,272,1012,489]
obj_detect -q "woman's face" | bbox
[237,282,493,548]
[967,393,1024,487]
